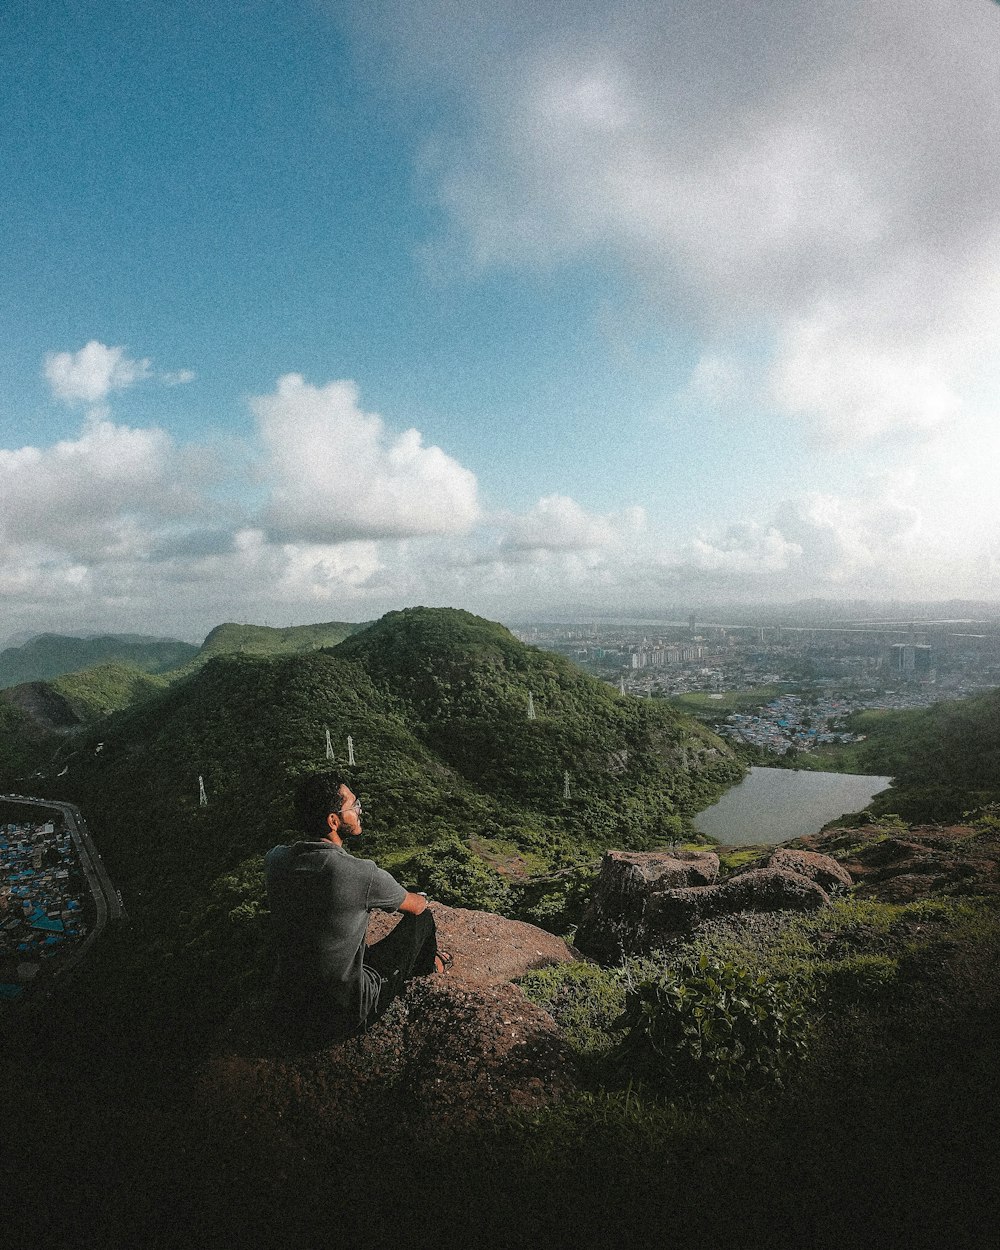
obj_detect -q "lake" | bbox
[693,766,893,847]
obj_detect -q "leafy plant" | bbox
[612,953,813,1090]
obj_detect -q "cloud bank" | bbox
[364,0,1000,441]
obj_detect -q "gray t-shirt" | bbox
[265,840,406,1028]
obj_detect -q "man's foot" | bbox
[434,950,453,974]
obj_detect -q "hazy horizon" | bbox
[3,2,998,642]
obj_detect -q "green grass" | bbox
[669,685,782,715]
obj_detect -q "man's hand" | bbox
[398,890,429,915]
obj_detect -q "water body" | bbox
[693,767,893,847]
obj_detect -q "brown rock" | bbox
[764,847,852,891]
[574,849,720,962]
[205,973,573,1132]
[646,867,830,938]
[365,902,575,986]
[200,903,578,1135]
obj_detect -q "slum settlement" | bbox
[1,819,89,1003]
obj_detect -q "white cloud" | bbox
[253,373,480,542]
[363,0,1000,440]
[45,341,152,406]
[161,368,197,386]
[0,419,188,559]
[678,488,926,593]
[501,494,645,551]
[44,340,196,408]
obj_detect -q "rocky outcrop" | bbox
[206,973,573,1133]
[574,849,720,962]
[647,867,830,935]
[365,901,575,986]
[205,903,577,1129]
[765,846,852,891]
[575,845,851,959]
[798,825,1000,903]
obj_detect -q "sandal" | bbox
[434,950,454,974]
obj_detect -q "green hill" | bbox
[0,632,198,688]
[54,608,742,895]
[195,619,364,661]
[852,687,1000,822]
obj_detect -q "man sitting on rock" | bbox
[265,770,449,1043]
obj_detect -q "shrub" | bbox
[406,835,513,912]
[612,953,813,1091]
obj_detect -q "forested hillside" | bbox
[851,688,1000,822]
[52,608,742,893]
[0,632,197,687]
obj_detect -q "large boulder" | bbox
[762,847,852,892]
[574,849,719,962]
[365,902,574,986]
[646,868,830,937]
[204,903,577,1131]
[204,973,573,1134]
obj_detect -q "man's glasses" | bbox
[340,796,362,817]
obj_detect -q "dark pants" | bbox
[362,910,438,1027]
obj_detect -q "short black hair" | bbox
[294,771,353,837]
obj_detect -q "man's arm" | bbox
[397,890,429,915]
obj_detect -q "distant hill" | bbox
[195,620,365,661]
[0,633,198,688]
[0,662,171,732]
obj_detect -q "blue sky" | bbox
[2,1,999,641]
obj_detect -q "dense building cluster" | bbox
[0,819,88,1002]
[719,694,858,754]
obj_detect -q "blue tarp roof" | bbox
[31,916,64,932]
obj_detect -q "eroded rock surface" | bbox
[206,974,572,1134]
[574,849,720,962]
[764,847,852,892]
[203,903,576,1130]
[365,901,575,986]
[574,845,851,958]
[647,867,830,936]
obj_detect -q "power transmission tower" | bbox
[325,728,335,761]
[619,676,626,695]
[563,771,570,799]
[347,735,356,766]
[527,691,536,720]
[198,775,208,807]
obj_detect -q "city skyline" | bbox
[3,1,999,641]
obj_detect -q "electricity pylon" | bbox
[347,735,356,766]
[198,775,208,807]
[325,728,335,761]
[527,692,536,720]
